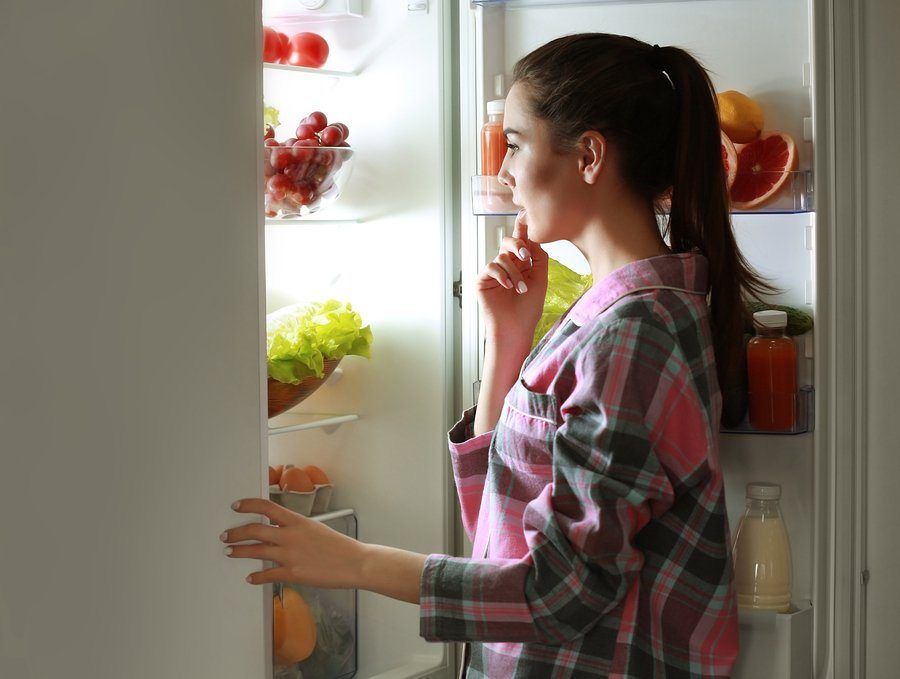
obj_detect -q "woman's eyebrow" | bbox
[504,128,521,137]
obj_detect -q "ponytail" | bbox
[660,45,776,388]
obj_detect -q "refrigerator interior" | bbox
[460,1,821,678]
[262,1,456,677]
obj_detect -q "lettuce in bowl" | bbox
[267,300,373,384]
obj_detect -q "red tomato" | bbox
[276,31,290,63]
[263,27,283,63]
[286,33,329,69]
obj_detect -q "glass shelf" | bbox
[471,173,814,216]
[263,63,357,78]
[268,413,360,436]
[265,218,362,225]
[721,385,814,436]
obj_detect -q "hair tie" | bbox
[650,44,675,91]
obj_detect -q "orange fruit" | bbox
[268,465,284,486]
[717,90,764,143]
[273,587,317,665]
[721,131,738,190]
[280,467,314,493]
[730,131,798,210]
[302,465,330,485]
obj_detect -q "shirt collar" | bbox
[568,252,709,326]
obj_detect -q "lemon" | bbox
[716,91,764,143]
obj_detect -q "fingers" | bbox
[231,498,298,527]
[220,521,282,546]
[245,566,293,586]
[512,209,528,241]
[224,542,282,563]
[486,254,529,293]
[500,236,532,263]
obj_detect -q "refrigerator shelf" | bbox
[268,413,360,436]
[472,0,646,6]
[471,173,814,216]
[721,385,814,436]
[265,218,362,225]
[263,63,357,78]
[264,0,362,24]
[733,601,813,678]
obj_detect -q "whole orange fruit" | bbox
[273,587,317,665]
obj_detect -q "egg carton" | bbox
[270,484,334,516]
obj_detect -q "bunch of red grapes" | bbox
[264,111,352,218]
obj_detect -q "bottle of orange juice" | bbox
[480,99,506,175]
[747,310,797,431]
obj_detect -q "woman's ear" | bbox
[578,131,606,184]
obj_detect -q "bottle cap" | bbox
[753,309,788,329]
[487,99,506,116]
[747,482,781,500]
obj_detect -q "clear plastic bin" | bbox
[274,510,358,679]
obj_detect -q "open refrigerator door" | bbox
[459,2,826,677]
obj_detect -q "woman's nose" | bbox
[497,161,513,188]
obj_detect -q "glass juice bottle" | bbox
[747,309,797,431]
[731,482,793,613]
[480,99,507,212]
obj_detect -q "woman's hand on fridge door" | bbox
[476,209,548,345]
[222,498,366,590]
[222,498,427,604]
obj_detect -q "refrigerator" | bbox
[2,0,896,677]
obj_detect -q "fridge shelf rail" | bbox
[721,385,814,435]
[263,63,357,78]
[268,413,360,436]
[471,173,814,216]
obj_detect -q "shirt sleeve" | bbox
[421,318,702,644]
[447,406,493,543]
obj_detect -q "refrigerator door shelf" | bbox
[268,413,360,436]
[721,385,815,436]
[733,600,813,678]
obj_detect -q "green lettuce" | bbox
[264,103,280,131]
[533,258,593,348]
[267,300,373,384]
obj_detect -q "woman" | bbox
[222,33,770,677]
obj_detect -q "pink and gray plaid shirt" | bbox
[420,253,739,678]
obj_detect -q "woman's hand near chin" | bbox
[475,209,549,346]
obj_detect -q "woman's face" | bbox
[497,83,589,243]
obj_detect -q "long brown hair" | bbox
[513,33,774,389]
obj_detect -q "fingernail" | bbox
[245,575,253,583]
[219,531,228,542]
[518,248,529,261]
[517,281,528,294]
[504,278,513,289]
[224,546,233,556]
[231,501,240,510]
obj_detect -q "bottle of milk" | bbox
[731,482,793,612]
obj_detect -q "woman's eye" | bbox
[505,143,518,153]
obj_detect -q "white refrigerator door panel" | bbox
[0,2,267,677]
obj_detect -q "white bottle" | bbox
[731,482,793,613]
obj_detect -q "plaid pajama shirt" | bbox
[420,253,739,678]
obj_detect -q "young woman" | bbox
[222,33,770,677]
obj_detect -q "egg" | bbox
[302,465,330,486]
[280,467,314,493]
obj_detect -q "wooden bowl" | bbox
[267,357,341,418]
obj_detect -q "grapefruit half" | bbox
[730,131,798,210]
